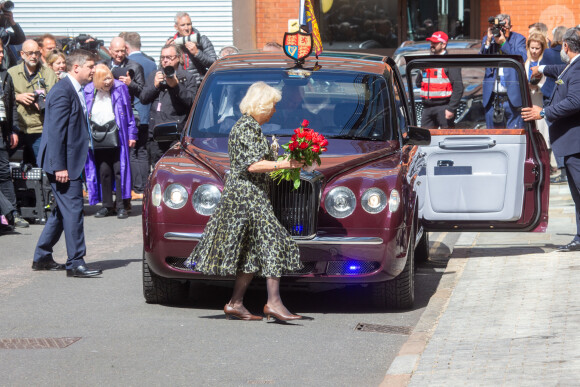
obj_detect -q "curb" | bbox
[379,232,477,387]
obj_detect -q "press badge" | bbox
[157,102,162,111]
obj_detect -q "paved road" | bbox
[0,203,455,386]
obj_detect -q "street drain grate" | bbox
[0,337,81,349]
[355,323,413,335]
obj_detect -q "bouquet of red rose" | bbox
[270,119,328,189]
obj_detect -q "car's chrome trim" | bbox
[163,232,383,245]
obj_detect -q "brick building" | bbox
[234,0,580,52]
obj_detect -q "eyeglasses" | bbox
[22,51,41,57]
[160,55,178,61]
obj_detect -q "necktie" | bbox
[80,86,94,149]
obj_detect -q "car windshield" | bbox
[189,69,395,141]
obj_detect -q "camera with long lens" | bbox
[488,17,507,38]
[175,33,200,47]
[0,1,14,14]
[159,66,176,90]
[59,34,104,55]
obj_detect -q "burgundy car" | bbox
[142,52,549,309]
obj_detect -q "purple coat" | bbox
[84,80,138,205]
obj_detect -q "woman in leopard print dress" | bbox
[187,82,311,321]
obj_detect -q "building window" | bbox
[319,0,399,50]
[407,0,471,41]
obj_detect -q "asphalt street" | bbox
[0,202,456,387]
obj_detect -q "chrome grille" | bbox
[269,172,323,238]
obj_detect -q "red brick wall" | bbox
[480,2,580,41]
[256,0,300,49]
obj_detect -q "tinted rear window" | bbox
[189,69,396,141]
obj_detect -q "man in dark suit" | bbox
[32,49,103,276]
[124,32,156,200]
[523,27,580,252]
[480,14,527,129]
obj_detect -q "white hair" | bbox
[175,12,190,23]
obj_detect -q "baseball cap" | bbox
[426,31,449,44]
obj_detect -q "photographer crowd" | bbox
[0,11,212,234]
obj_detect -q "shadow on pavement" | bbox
[91,258,141,270]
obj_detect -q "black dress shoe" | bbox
[117,208,129,219]
[557,240,580,252]
[66,265,103,277]
[32,260,66,271]
[95,207,114,218]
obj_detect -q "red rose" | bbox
[321,147,327,152]
[298,130,306,139]
[311,144,320,153]
[305,131,313,141]
[291,134,297,141]
[289,141,298,151]
[294,128,301,135]
[299,142,309,149]
[320,138,329,147]
[301,119,310,128]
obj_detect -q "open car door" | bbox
[406,55,549,232]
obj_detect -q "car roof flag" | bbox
[299,0,323,58]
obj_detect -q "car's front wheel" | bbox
[143,250,189,304]
[372,226,415,310]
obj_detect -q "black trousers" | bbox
[564,153,580,242]
[147,139,173,169]
[421,104,455,129]
[0,141,16,215]
[130,124,150,193]
[94,148,122,211]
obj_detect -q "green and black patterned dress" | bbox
[186,114,303,277]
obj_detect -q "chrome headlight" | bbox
[151,183,162,207]
[325,186,356,218]
[362,188,387,214]
[192,184,221,216]
[163,184,188,209]
[388,189,401,213]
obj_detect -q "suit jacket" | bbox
[128,52,157,125]
[108,58,145,101]
[36,76,89,180]
[480,31,527,107]
[540,44,564,100]
[544,58,580,157]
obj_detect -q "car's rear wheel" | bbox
[143,250,189,304]
[415,227,430,263]
[372,227,415,310]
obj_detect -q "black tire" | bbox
[414,227,430,263]
[372,227,415,310]
[143,250,189,304]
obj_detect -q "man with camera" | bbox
[108,37,145,102]
[0,1,25,69]
[480,13,527,129]
[140,44,197,166]
[8,39,57,165]
[166,11,217,86]
[0,38,28,229]
[415,31,464,128]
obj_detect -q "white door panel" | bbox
[419,134,526,221]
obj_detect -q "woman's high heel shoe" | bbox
[263,304,303,321]
[223,304,263,321]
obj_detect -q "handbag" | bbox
[89,91,120,149]
[90,119,120,149]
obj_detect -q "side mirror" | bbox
[403,126,431,146]
[153,122,180,142]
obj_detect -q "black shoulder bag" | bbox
[89,91,120,149]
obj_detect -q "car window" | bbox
[408,63,525,130]
[190,70,396,141]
